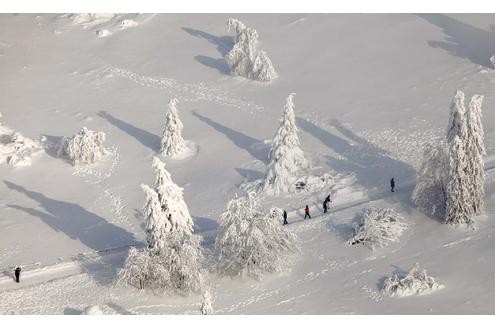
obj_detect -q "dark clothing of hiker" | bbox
[323,195,331,213]
[14,267,21,283]
[390,178,395,192]
[304,206,311,219]
[283,210,288,225]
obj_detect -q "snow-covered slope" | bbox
[1,13,495,314]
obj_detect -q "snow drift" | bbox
[382,263,444,297]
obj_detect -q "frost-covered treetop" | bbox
[466,94,485,156]
[447,90,467,143]
[161,98,187,157]
[269,93,302,160]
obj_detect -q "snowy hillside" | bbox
[1,13,495,314]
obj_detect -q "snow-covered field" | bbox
[1,13,495,314]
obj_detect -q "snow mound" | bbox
[82,305,103,315]
[348,207,408,250]
[0,119,41,167]
[169,140,199,160]
[383,263,444,297]
[57,127,109,166]
[60,14,155,38]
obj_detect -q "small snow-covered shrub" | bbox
[382,263,444,297]
[57,127,108,166]
[490,55,495,69]
[0,120,41,167]
[348,207,407,250]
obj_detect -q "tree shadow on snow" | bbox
[97,111,160,152]
[192,111,268,163]
[63,308,82,315]
[297,118,417,209]
[182,27,234,75]
[417,14,495,68]
[235,167,264,182]
[39,135,63,159]
[5,181,138,286]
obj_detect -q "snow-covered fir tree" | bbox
[152,156,194,235]
[263,93,308,195]
[57,127,108,166]
[118,159,204,295]
[160,98,187,157]
[412,143,448,218]
[200,289,214,315]
[445,135,472,226]
[225,18,277,83]
[464,95,485,215]
[215,192,299,279]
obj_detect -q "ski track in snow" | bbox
[99,67,264,114]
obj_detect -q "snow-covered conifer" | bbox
[215,192,299,279]
[263,93,308,195]
[445,135,472,226]
[225,18,277,83]
[117,247,151,289]
[200,289,214,315]
[152,156,194,236]
[160,98,187,157]
[464,95,485,215]
[253,50,278,82]
[490,54,495,69]
[412,143,448,218]
[141,184,170,250]
[57,127,108,166]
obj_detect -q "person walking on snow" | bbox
[390,178,395,192]
[304,205,311,219]
[323,194,331,213]
[283,210,288,225]
[14,266,21,283]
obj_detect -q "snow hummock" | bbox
[348,207,408,250]
[57,127,109,166]
[82,305,103,315]
[382,263,444,297]
[0,117,41,167]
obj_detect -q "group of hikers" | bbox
[11,178,397,283]
[282,177,396,225]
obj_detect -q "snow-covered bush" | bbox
[382,263,444,297]
[263,93,309,195]
[200,289,214,315]
[161,98,187,157]
[490,55,495,69]
[348,208,408,250]
[215,192,299,279]
[412,143,448,218]
[225,18,278,83]
[118,158,204,295]
[0,119,41,167]
[57,127,108,166]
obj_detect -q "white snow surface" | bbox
[1,13,495,314]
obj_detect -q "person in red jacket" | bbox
[304,205,311,219]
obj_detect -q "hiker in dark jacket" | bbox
[304,205,311,219]
[14,267,21,283]
[283,210,288,225]
[390,178,395,192]
[323,195,331,213]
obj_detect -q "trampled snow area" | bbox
[1,13,495,314]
